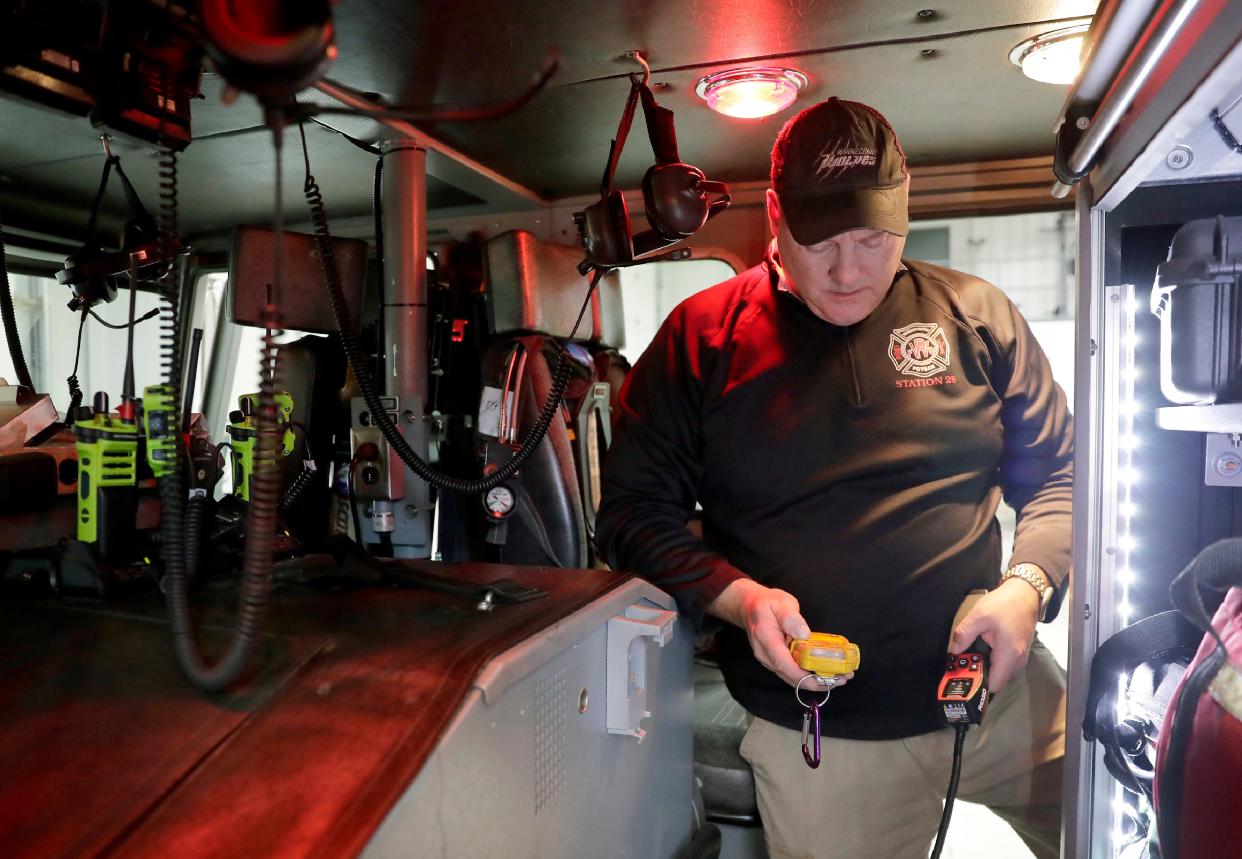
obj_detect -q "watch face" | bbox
[484,485,515,519]
[1039,580,1054,618]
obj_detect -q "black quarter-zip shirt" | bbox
[596,252,1074,739]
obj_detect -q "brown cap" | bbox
[771,98,909,245]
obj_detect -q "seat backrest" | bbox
[478,231,631,568]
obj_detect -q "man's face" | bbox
[767,189,906,326]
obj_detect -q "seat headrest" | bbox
[483,230,625,348]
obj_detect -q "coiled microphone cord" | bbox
[298,121,599,495]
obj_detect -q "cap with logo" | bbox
[770,98,909,246]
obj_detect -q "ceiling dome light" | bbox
[1010,23,1091,85]
[695,67,808,119]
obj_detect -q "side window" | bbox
[910,211,1076,402]
[0,272,50,389]
[904,227,950,267]
[0,273,163,407]
[619,258,737,364]
[185,272,228,416]
[910,210,1076,671]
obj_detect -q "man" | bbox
[595,99,1072,859]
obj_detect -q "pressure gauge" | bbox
[483,484,516,520]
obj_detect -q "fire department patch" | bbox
[889,322,951,378]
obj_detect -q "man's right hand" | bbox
[707,578,851,689]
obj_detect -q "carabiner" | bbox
[801,702,821,768]
[796,673,830,769]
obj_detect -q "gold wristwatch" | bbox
[1001,563,1054,622]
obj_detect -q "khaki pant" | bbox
[739,638,1066,859]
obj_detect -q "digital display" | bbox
[943,678,973,698]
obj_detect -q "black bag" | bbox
[1085,611,1201,797]
[1083,610,1200,854]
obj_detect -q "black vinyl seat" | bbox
[480,334,590,568]
[693,659,761,826]
[479,230,628,569]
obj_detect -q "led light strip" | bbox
[1111,285,1141,856]
[1116,289,1139,627]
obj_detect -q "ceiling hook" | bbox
[100,134,115,161]
[625,50,651,87]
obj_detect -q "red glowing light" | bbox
[696,68,808,119]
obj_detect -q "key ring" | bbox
[796,673,834,708]
[796,673,832,769]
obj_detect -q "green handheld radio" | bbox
[74,392,140,561]
[142,384,178,477]
[72,252,148,563]
[225,391,295,500]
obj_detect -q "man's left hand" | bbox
[948,579,1041,693]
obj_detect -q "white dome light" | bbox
[1009,23,1091,86]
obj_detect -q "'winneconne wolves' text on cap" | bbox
[771,98,910,245]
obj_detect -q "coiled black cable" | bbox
[278,419,316,514]
[0,199,35,391]
[300,134,597,495]
[183,492,208,580]
[65,308,88,425]
[158,114,284,692]
[279,464,316,515]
